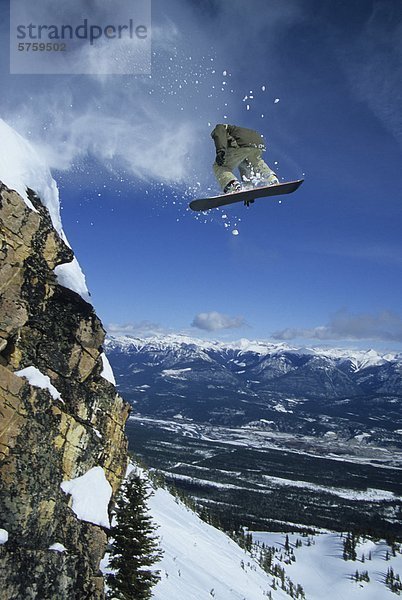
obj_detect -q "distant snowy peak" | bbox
[106,333,293,357]
[0,118,89,300]
[343,350,388,372]
[105,334,398,367]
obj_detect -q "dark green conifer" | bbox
[106,474,163,600]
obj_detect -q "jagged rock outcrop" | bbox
[0,183,131,599]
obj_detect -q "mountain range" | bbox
[105,334,402,445]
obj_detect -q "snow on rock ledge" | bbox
[0,118,89,300]
[15,366,63,401]
[61,466,112,529]
[100,352,116,385]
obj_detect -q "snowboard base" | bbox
[189,179,304,212]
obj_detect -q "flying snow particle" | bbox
[223,70,227,76]
[232,229,239,236]
[274,98,280,104]
[262,85,266,91]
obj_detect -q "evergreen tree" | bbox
[106,475,163,600]
[343,532,357,561]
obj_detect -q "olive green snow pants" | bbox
[213,146,276,191]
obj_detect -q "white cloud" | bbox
[107,320,167,337]
[272,309,402,343]
[191,311,247,332]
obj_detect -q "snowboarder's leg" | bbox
[239,148,278,186]
[213,147,251,192]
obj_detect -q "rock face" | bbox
[0,183,131,599]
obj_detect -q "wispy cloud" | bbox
[191,311,248,332]
[335,2,402,150]
[107,320,167,337]
[273,309,402,343]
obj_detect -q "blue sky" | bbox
[1,0,402,350]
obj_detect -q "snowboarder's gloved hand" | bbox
[215,150,225,166]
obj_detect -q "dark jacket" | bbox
[211,124,266,153]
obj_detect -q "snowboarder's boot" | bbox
[261,172,279,186]
[223,179,242,194]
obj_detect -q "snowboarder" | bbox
[211,123,279,193]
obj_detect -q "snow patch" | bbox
[49,543,67,552]
[60,466,112,528]
[0,529,8,544]
[54,261,90,302]
[93,428,103,439]
[354,432,371,442]
[262,474,398,502]
[272,403,293,414]
[100,352,116,385]
[161,368,192,379]
[15,366,62,401]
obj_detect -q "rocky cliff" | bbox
[0,182,130,599]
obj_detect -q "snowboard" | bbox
[189,179,304,212]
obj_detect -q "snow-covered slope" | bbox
[147,486,286,600]
[253,531,402,600]
[0,118,88,299]
[103,468,402,599]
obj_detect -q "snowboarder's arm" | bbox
[211,124,228,152]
